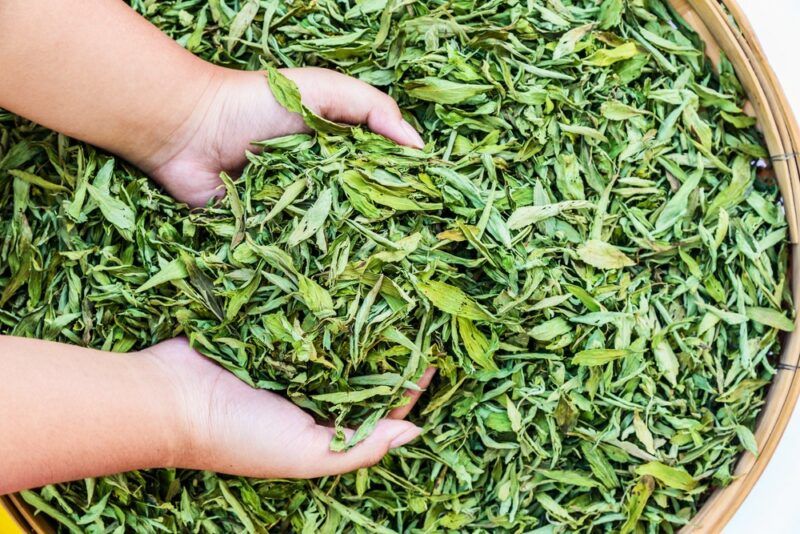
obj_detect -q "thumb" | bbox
[290,419,421,478]
[281,67,424,149]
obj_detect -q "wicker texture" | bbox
[672,0,800,530]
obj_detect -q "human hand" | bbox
[1,2,424,208]
[144,337,434,478]
[141,67,424,207]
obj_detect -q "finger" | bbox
[388,366,437,420]
[281,67,424,149]
[289,419,421,478]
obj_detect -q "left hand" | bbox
[144,338,435,478]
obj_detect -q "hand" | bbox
[144,337,434,478]
[142,67,424,207]
[1,2,424,209]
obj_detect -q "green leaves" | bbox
[635,462,698,491]
[227,0,260,52]
[405,78,493,104]
[584,42,642,66]
[265,65,350,135]
[312,386,392,403]
[572,348,632,366]
[576,240,635,269]
[506,200,592,230]
[707,156,754,219]
[600,101,646,120]
[537,469,599,488]
[457,317,498,371]
[85,160,135,237]
[653,337,680,386]
[287,188,332,246]
[8,169,68,192]
[654,162,703,233]
[415,279,492,322]
[265,64,303,114]
[746,307,795,331]
[553,23,594,60]
[296,275,334,318]
[136,258,188,293]
[620,476,654,534]
[3,0,792,532]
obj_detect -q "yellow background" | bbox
[0,504,23,533]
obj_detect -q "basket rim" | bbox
[674,0,800,531]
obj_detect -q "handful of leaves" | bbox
[1,0,794,531]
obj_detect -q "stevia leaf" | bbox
[572,348,631,366]
[530,317,572,341]
[265,64,303,114]
[312,386,393,403]
[405,78,493,104]
[706,156,753,219]
[311,487,395,534]
[535,494,576,525]
[20,491,82,534]
[634,462,697,491]
[416,279,492,321]
[576,240,635,269]
[558,123,608,142]
[227,0,259,52]
[600,101,646,120]
[581,442,619,488]
[735,425,758,455]
[297,275,334,318]
[553,23,594,60]
[218,479,262,533]
[8,169,68,192]
[746,307,794,331]
[287,188,332,247]
[457,317,498,371]
[585,42,641,66]
[85,183,135,234]
[598,0,624,29]
[226,272,261,320]
[538,469,598,488]
[620,476,654,534]
[264,178,307,222]
[507,200,592,230]
[0,140,38,171]
[654,164,703,233]
[653,337,679,386]
[136,258,188,293]
[220,171,245,248]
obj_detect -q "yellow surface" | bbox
[0,505,23,534]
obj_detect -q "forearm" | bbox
[0,336,185,494]
[0,0,219,170]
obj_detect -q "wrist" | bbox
[135,344,200,469]
[130,61,228,177]
[137,338,223,471]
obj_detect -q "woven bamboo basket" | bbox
[2,0,799,532]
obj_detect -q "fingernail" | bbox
[400,119,425,149]
[389,425,422,449]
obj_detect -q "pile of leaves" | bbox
[0,0,794,532]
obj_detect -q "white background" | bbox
[724,1,800,532]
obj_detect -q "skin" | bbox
[0,0,429,495]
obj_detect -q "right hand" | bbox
[142,66,424,207]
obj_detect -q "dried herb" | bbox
[0,0,793,531]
